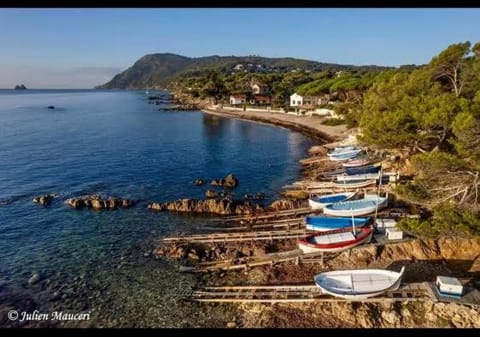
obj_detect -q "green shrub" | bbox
[321,118,346,126]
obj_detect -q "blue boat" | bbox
[308,192,356,210]
[305,216,371,231]
[345,164,381,175]
[323,195,388,217]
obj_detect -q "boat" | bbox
[305,215,371,231]
[328,149,363,161]
[318,168,346,178]
[314,266,406,299]
[308,192,356,210]
[345,164,381,175]
[328,145,357,155]
[336,172,381,182]
[332,179,377,189]
[298,226,373,254]
[342,158,370,168]
[323,195,388,217]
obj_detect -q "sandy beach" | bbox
[201,107,349,142]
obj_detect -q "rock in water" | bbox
[147,198,264,215]
[33,194,55,206]
[65,195,135,210]
[28,273,41,285]
[211,179,223,186]
[211,174,239,188]
[223,174,239,188]
[205,189,217,198]
[193,179,206,186]
[47,106,55,109]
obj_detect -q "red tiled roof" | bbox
[230,94,247,99]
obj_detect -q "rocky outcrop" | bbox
[237,301,480,328]
[205,190,218,198]
[147,198,264,215]
[211,174,239,188]
[33,194,55,206]
[281,190,309,200]
[65,195,135,210]
[193,179,206,186]
[267,198,309,211]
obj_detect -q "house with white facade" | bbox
[230,94,247,105]
[290,93,304,107]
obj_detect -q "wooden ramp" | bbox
[178,249,337,273]
[183,282,432,303]
[163,228,309,244]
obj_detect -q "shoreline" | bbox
[201,106,350,143]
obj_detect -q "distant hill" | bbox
[96,53,393,89]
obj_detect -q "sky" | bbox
[0,8,479,89]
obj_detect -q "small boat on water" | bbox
[342,158,370,168]
[345,163,381,175]
[308,192,356,210]
[305,215,371,231]
[298,226,373,254]
[332,179,377,189]
[323,195,388,217]
[314,266,406,299]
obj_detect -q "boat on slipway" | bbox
[314,266,406,299]
[308,192,356,210]
[323,195,388,217]
[298,226,373,254]
[304,215,371,231]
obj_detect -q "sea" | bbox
[0,89,314,327]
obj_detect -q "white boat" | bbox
[328,150,363,162]
[332,179,377,189]
[323,195,388,217]
[314,266,406,299]
[342,158,370,168]
[308,192,356,210]
[328,145,357,155]
[336,173,381,182]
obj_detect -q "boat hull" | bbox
[314,267,406,299]
[345,164,381,175]
[333,179,377,189]
[323,197,388,217]
[308,192,356,210]
[298,227,373,254]
[305,216,370,231]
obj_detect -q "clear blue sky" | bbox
[1,8,479,88]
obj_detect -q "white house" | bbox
[290,93,303,107]
[230,94,247,105]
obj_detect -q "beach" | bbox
[201,106,349,143]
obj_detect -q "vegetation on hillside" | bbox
[357,41,480,236]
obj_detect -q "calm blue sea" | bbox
[0,89,314,327]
